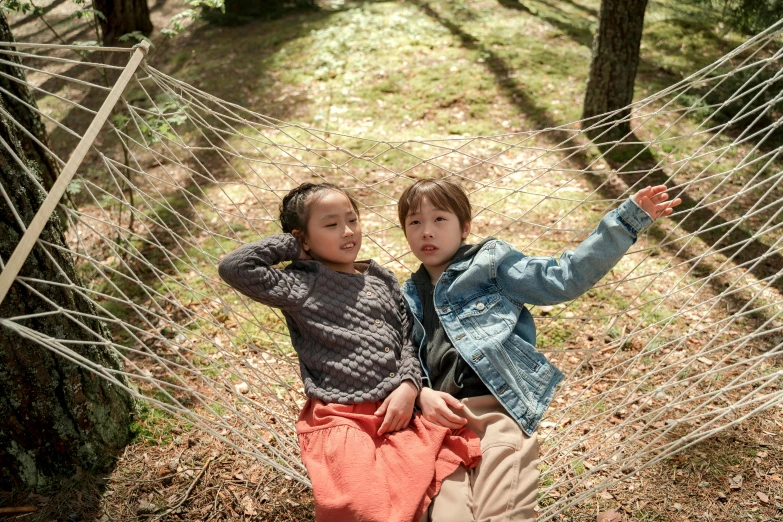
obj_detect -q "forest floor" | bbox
[2,0,783,520]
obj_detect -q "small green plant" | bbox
[131,400,179,445]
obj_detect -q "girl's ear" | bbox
[292,229,310,251]
[461,221,472,240]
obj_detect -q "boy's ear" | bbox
[461,220,472,240]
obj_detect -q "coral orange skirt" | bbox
[296,398,482,522]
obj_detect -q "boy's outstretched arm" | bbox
[218,234,318,311]
[495,185,681,306]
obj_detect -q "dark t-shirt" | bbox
[412,243,492,399]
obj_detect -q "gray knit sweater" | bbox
[218,234,422,404]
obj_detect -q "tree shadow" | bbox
[528,0,595,46]
[598,133,783,313]
[9,0,68,30]
[497,0,534,14]
[497,0,594,46]
[1,470,112,521]
[413,0,783,332]
[679,64,783,156]
[558,0,597,18]
[12,16,94,46]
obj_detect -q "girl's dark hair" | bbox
[279,182,361,234]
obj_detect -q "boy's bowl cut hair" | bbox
[398,178,472,234]
[279,182,360,235]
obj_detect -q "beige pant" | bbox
[419,395,539,522]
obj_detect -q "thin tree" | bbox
[0,11,134,490]
[582,0,649,142]
[93,0,153,45]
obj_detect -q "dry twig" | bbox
[154,456,217,519]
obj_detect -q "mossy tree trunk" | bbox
[0,12,134,491]
[93,0,153,45]
[582,0,649,142]
[0,18,60,192]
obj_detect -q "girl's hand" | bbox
[632,185,682,220]
[375,380,418,436]
[417,388,468,429]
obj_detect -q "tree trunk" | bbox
[0,12,134,491]
[582,0,648,142]
[93,0,153,45]
[0,21,60,192]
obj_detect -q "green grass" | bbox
[131,401,181,446]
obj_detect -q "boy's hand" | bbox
[632,185,682,220]
[417,388,468,429]
[375,380,418,435]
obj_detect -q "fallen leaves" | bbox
[241,495,258,515]
[598,490,615,500]
[597,509,622,522]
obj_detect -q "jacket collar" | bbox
[403,237,495,313]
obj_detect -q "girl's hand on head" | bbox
[416,388,468,430]
[375,380,418,436]
[632,185,682,221]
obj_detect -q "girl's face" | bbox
[300,190,362,273]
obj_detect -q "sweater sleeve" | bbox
[398,294,423,391]
[217,234,317,311]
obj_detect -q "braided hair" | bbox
[279,183,360,235]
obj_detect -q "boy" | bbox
[398,179,680,521]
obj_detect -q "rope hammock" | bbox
[1,18,782,519]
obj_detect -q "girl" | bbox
[218,182,481,522]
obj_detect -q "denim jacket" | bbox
[401,198,654,435]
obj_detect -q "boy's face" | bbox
[404,197,470,273]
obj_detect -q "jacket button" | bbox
[375,319,381,326]
[366,291,373,297]
[456,334,465,340]
[384,347,390,353]
[476,302,485,311]
[390,372,395,378]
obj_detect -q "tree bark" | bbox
[0,20,60,192]
[93,0,153,45]
[0,12,134,491]
[582,0,648,142]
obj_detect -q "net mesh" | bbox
[1,20,782,518]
